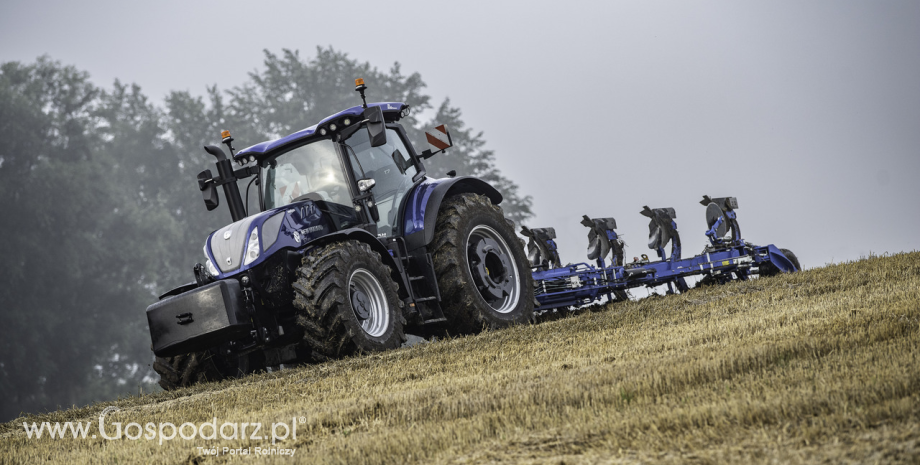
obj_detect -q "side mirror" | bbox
[364,106,387,147]
[197,169,219,211]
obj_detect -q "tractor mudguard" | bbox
[300,227,410,300]
[402,176,503,251]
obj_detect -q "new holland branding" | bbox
[292,225,324,244]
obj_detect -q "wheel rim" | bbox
[466,225,521,313]
[349,268,390,337]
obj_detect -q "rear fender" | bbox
[402,176,502,250]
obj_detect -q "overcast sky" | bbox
[3,0,918,272]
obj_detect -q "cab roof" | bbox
[235,102,409,161]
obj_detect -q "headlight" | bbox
[243,228,260,266]
[206,259,220,277]
[203,245,219,276]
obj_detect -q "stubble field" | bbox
[2,252,918,464]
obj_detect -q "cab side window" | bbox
[345,129,417,236]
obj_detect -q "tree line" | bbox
[0,47,532,422]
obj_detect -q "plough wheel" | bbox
[759,247,801,277]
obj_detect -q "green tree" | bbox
[0,58,170,421]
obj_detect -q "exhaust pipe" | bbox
[204,145,247,222]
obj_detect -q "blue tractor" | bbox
[147,80,533,389]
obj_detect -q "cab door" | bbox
[343,128,418,237]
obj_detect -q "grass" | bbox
[2,252,918,464]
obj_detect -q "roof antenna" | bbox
[355,78,368,109]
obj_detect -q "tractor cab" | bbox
[202,79,442,240]
[190,79,464,286]
[256,116,420,237]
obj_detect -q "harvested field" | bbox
[2,252,918,464]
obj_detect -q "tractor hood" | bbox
[203,200,334,278]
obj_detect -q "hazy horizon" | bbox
[3,0,918,270]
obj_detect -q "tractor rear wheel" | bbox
[292,240,406,361]
[154,349,265,391]
[431,193,534,334]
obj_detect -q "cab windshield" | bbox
[263,139,351,210]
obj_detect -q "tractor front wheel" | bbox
[431,193,534,334]
[292,240,406,361]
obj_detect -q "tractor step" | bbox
[386,237,446,323]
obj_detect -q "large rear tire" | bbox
[431,193,534,334]
[154,349,265,391]
[292,240,406,361]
